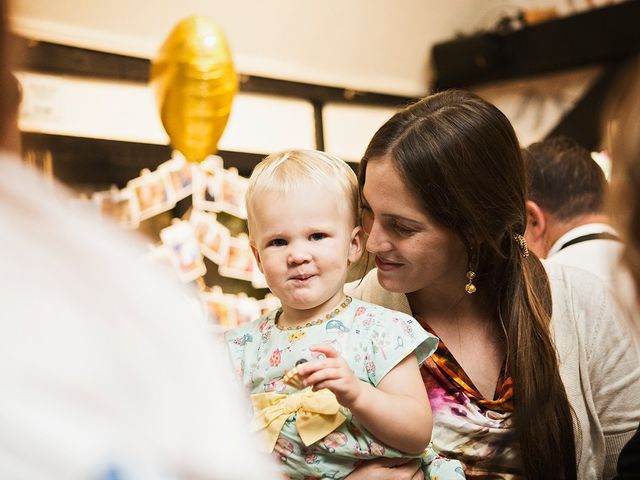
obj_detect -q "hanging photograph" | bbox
[127,168,176,220]
[160,220,207,283]
[218,234,256,282]
[192,160,224,212]
[199,287,235,329]
[190,210,231,265]
[92,186,141,229]
[220,167,248,219]
[258,293,281,316]
[251,267,268,290]
[158,153,194,201]
[234,293,262,327]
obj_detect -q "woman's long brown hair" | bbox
[360,90,577,479]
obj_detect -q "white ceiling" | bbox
[8,0,580,97]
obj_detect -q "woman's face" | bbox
[361,155,468,295]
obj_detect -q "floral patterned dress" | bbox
[421,323,522,479]
[225,298,465,480]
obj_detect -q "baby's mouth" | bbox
[291,273,314,281]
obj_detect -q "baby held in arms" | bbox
[225,149,465,479]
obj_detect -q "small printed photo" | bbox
[127,169,176,220]
[192,163,224,212]
[220,168,248,219]
[258,294,282,315]
[199,288,235,329]
[218,235,256,282]
[251,267,268,290]
[158,154,194,201]
[160,220,207,283]
[234,293,262,327]
[200,155,224,173]
[189,210,231,265]
[92,187,141,228]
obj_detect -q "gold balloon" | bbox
[151,16,238,162]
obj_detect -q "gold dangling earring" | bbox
[465,270,477,294]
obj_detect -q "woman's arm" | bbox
[345,458,424,480]
[298,344,432,454]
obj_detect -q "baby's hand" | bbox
[295,344,363,408]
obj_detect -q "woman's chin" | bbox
[377,270,409,294]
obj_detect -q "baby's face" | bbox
[249,187,361,316]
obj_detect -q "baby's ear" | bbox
[348,226,364,264]
[250,242,264,273]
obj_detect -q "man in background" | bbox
[523,135,622,284]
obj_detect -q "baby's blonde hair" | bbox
[245,149,359,233]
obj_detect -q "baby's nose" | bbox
[287,248,311,265]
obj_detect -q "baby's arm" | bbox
[296,344,432,454]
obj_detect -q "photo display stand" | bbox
[92,151,277,330]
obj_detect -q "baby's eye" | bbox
[309,232,327,241]
[268,238,287,247]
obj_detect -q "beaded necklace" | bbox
[274,296,352,331]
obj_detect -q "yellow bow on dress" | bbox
[251,388,347,451]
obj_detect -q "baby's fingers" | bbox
[303,367,342,387]
[309,344,340,359]
[296,357,338,377]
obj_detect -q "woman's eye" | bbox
[268,238,287,247]
[392,222,415,235]
[309,232,327,241]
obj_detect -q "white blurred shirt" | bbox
[547,222,639,344]
[547,223,623,284]
[0,154,278,480]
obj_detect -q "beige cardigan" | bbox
[346,261,640,479]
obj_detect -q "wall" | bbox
[10,0,608,159]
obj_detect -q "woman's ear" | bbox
[348,226,364,265]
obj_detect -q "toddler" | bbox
[225,150,465,479]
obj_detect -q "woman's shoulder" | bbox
[345,269,381,298]
[345,269,412,315]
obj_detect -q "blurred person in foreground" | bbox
[0,1,279,479]
[608,55,640,479]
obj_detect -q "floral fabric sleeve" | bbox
[350,301,439,386]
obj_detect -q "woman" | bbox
[346,90,640,479]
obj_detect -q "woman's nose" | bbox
[365,221,392,254]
